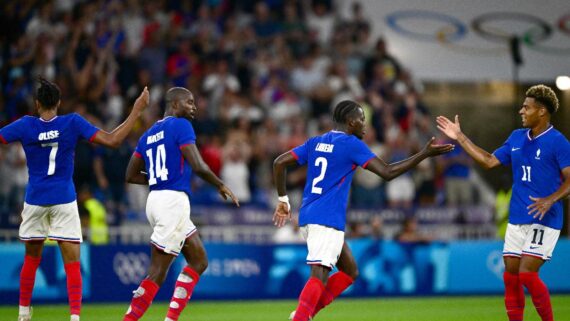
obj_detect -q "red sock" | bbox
[19,255,42,307]
[520,272,553,321]
[503,272,525,321]
[123,279,159,321]
[293,277,325,321]
[313,271,354,317]
[64,262,82,316]
[165,266,200,321]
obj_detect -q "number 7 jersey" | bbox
[291,131,376,231]
[134,116,196,196]
[0,114,99,205]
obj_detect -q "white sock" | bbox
[70,314,80,321]
[19,306,31,316]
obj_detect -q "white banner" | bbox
[343,1,570,81]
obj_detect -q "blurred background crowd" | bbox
[0,0,496,241]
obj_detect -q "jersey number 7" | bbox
[41,142,59,176]
[146,144,169,185]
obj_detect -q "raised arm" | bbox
[180,144,239,207]
[92,87,149,148]
[125,154,148,185]
[436,115,501,170]
[272,151,300,227]
[366,137,454,181]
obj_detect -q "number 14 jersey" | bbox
[134,116,196,196]
[291,131,375,231]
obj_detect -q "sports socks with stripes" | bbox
[165,266,200,321]
[123,278,159,321]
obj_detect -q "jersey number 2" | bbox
[41,142,58,176]
[146,144,169,185]
[311,157,328,194]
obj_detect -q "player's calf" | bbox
[165,266,201,321]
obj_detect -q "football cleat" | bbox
[18,307,32,321]
[288,310,312,321]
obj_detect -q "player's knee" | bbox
[194,258,208,275]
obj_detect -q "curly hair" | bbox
[526,84,559,114]
[332,100,361,124]
[36,76,61,109]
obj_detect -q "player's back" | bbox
[0,114,99,205]
[292,131,375,230]
[135,116,196,195]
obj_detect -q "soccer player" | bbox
[0,77,149,321]
[122,87,239,321]
[436,84,570,321]
[272,100,454,321]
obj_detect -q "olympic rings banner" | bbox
[1,240,570,303]
[338,0,570,81]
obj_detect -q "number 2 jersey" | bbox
[291,131,376,231]
[134,116,196,196]
[493,126,570,229]
[0,114,99,205]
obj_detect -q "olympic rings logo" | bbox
[113,252,150,285]
[386,10,570,56]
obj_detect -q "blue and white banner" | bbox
[1,239,570,304]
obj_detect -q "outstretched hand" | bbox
[527,195,554,220]
[436,115,462,141]
[134,86,150,112]
[423,137,455,157]
[273,202,291,228]
[218,185,240,207]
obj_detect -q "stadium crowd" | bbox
[0,0,479,231]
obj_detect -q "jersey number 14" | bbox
[146,144,169,185]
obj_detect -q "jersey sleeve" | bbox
[349,137,376,168]
[555,135,570,170]
[291,139,310,165]
[0,118,25,143]
[175,118,196,148]
[493,132,513,165]
[134,135,145,158]
[73,113,100,141]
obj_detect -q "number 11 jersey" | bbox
[0,114,99,205]
[134,116,196,196]
[291,131,376,231]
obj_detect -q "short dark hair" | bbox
[36,77,61,109]
[332,100,361,124]
[526,84,559,114]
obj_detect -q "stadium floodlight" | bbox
[556,76,570,91]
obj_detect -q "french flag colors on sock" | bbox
[64,261,82,316]
[124,279,159,321]
[20,255,42,307]
[293,277,325,321]
[520,272,553,321]
[165,266,200,321]
[503,272,525,321]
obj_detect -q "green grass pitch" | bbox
[2,295,570,320]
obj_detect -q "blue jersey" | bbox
[292,131,376,231]
[493,126,570,229]
[0,114,99,205]
[134,117,196,195]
